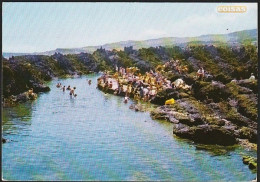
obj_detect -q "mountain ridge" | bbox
[3,28,257,58]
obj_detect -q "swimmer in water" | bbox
[124,92,129,103]
[124,96,129,103]
[61,86,65,92]
[70,87,76,96]
[66,85,71,90]
[56,83,61,88]
[88,80,92,85]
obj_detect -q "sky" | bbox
[2,2,258,53]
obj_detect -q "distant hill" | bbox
[3,29,257,58]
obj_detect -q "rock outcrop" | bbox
[172,124,237,145]
[242,156,257,170]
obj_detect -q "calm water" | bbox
[2,74,256,181]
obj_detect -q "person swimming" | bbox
[88,80,92,85]
[124,96,129,103]
[56,83,61,88]
[62,86,65,92]
[66,85,71,90]
[70,87,76,96]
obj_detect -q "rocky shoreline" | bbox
[98,78,257,147]
[3,45,257,171]
[97,67,257,171]
[2,52,103,106]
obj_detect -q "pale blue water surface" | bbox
[2,74,256,181]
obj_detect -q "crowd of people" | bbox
[57,59,256,104]
[55,78,94,98]
[98,64,192,103]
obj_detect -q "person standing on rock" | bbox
[197,67,205,80]
[249,73,256,82]
[28,88,33,95]
[124,92,129,103]
[140,86,144,98]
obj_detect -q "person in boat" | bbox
[66,85,71,90]
[70,87,76,96]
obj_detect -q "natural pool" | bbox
[2,74,257,181]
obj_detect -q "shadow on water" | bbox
[123,98,240,157]
[2,101,35,135]
[127,101,241,157]
[194,143,238,156]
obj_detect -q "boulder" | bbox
[193,81,231,102]
[215,73,232,84]
[237,79,257,94]
[242,156,257,170]
[174,113,204,126]
[173,124,237,146]
[150,91,168,105]
[32,83,50,93]
[2,138,7,143]
[150,111,169,121]
[16,92,30,103]
[238,127,257,143]
[150,106,173,121]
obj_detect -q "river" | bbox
[2,74,256,181]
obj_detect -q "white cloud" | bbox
[168,5,257,38]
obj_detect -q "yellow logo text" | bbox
[217,6,247,13]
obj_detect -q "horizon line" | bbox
[3,28,257,54]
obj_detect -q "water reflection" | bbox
[3,101,34,135]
